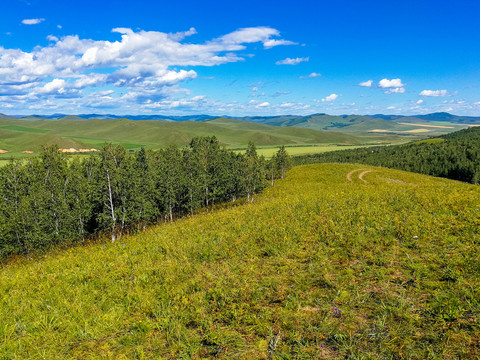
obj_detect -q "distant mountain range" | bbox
[1,112,479,124]
[0,112,479,140]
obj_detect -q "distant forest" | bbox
[294,127,480,184]
[0,137,290,259]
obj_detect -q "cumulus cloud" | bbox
[22,18,45,25]
[359,80,372,87]
[378,78,404,88]
[321,93,339,102]
[419,89,449,97]
[0,26,294,111]
[300,72,321,79]
[384,87,405,94]
[416,99,424,104]
[275,57,309,65]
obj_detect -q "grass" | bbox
[1,163,480,359]
[0,125,50,134]
[236,144,377,158]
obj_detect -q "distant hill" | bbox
[367,112,480,124]
[1,112,479,148]
[0,116,360,156]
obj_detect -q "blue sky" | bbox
[0,0,479,116]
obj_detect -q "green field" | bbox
[0,125,51,134]
[1,163,479,359]
[236,144,377,158]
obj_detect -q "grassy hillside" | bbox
[1,164,479,359]
[0,117,360,158]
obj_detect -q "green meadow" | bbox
[236,145,377,158]
[1,163,479,359]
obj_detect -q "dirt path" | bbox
[358,170,375,183]
[347,168,419,186]
[346,169,366,182]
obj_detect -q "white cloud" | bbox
[37,78,67,94]
[321,93,339,102]
[73,73,108,88]
[0,26,293,111]
[279,102,310,109]
[387,106,396,110]
[300,72,321,79]
[359,80,372,87]
[22,18,45,25]
[384,87,405,94]
[416,99,424,104]
[256,102,270,107]
[275,57,309,65]
[263,39,297,49]
[251,87,259,92]
[419,89,449,97]
[378,78,404,88]
[217,27,295,50]
[98,90,114,96]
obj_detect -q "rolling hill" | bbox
[0,116,360,157]
[1,112,478,158]
[1,163,479,358]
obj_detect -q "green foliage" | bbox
[294,126,480,184]
[0,164,479,358]
[0,137,272,258]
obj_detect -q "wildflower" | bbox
[413,235,418,239]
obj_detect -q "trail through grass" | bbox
[1,164,479,359]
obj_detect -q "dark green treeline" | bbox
[294,127,480,184]
[0,137,291,259]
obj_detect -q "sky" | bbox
[0,0,479,116]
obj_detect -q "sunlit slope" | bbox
[1,164,479,359]
[0,117,360,156]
